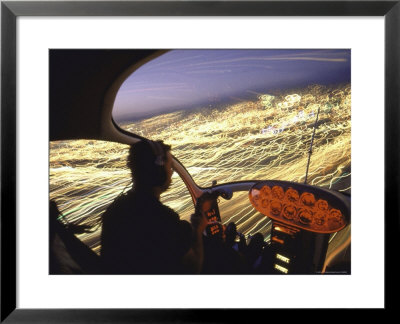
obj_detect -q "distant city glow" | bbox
[113,49,350,122]
[121,84,351,191]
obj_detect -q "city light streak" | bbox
[50,83,350,254]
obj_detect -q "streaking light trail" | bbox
[50,83,350,255]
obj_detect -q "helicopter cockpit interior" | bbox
[49,49,351,275]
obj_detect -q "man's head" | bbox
[127,140,173,192]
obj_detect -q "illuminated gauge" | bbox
[270,200,282,217]
[285,188,299,203]
[261,199,269,209]
[271,186,285,200]
[328,209,344,227]
[251,189,260,201]
[300,192,316,207]
[316,199,329,211]
[260,185,272,197]
[207,222,223,236]
[298,208,313,225]
[250,189,260,206]
[282,204,297,220]
[314,212,326,226]
[202,200,212,213]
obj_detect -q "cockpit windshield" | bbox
[113,49,351,193]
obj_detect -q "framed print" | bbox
[1,0,398,321]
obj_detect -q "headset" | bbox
[146,139,165,167]
[146,139,168,187]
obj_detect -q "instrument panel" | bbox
[249,180,350,234]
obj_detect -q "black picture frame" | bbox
[1,0,398,322]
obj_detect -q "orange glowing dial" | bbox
[298,208,313,225]
[270,200,282,216]
[282,204,297,220]
[271,186,285,200]
[300,192,316,207]
[314,212,326,226]
[249,181,349,234]
[261,198,269,209]
[316,199,329,211]
[328,209,344,227]
[260,185,272,197]
[285,188,299,203]
[250,189,261,204]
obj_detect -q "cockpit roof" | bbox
[49,49,165,142]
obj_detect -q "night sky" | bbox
[113,49,350,122]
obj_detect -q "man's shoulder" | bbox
[102,190,184,226]
[159,202,178,217]
[102,192,134,220]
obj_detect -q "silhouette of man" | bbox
[101,140,207,274]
